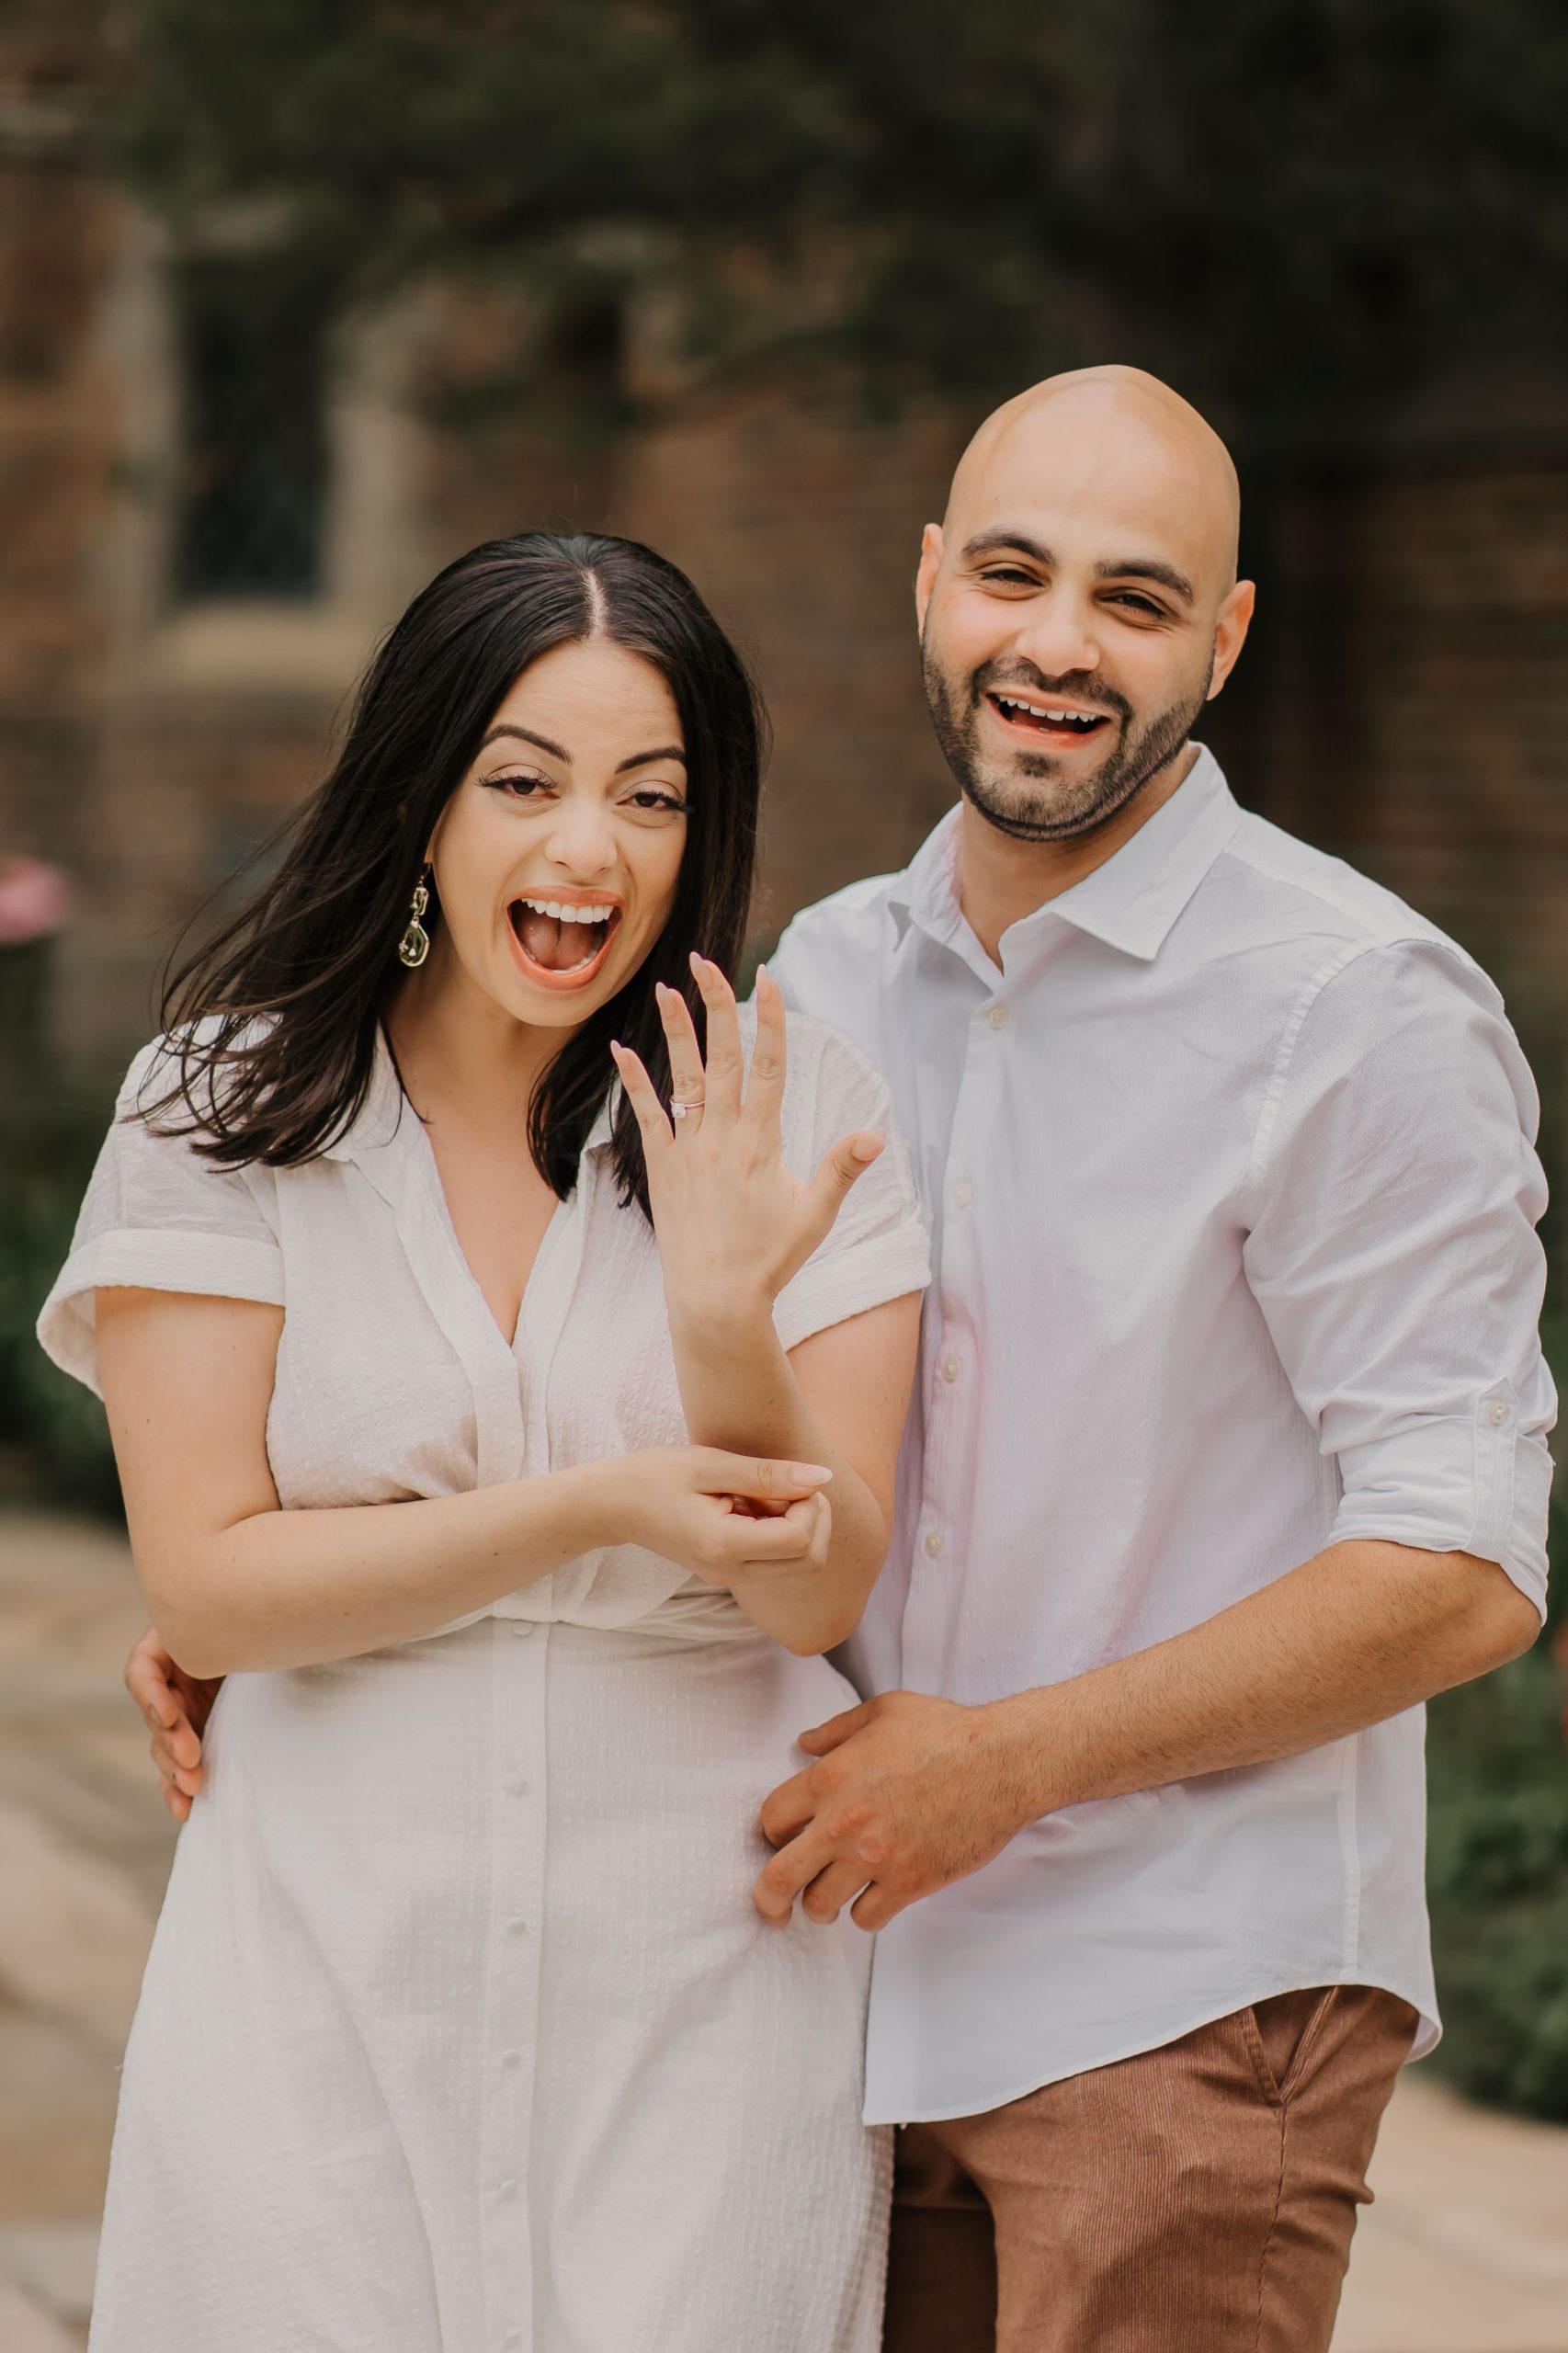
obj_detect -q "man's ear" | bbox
[1207,578,1256,700]
[915,524,943,636]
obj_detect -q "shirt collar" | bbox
[891,745,1242,966]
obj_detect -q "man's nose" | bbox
[1010,590,1102,680]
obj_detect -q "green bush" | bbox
[1426,1644,1568,2119]
[1426,1304,1566,2121]
[0,1086,122,1518]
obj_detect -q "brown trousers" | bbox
[882,1985,1417,2353]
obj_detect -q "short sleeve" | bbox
[37,1038,285,1399]
[769,1013,930,1354]
[1242,939,1554,1617]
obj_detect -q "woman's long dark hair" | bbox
[148,532,765,1217]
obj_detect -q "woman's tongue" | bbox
[517,909,601,972]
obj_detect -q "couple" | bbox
[41,367,1552,2353]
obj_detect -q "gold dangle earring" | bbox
[397,866,432,968]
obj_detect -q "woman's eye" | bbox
[486,771,554,800]
[624,789,687,814]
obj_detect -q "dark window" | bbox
[175,258,331,602]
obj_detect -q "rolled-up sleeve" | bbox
[37,1038,285,1399]
[1243,938,1554,1618]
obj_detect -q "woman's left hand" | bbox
[610,957,884,1327]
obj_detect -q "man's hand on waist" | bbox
[753,1688,1037,1931]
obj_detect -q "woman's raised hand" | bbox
[610,959,884,1325]
[607,1446,834,1589]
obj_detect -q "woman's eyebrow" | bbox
[479,724,570,759]
[615,745,687,774]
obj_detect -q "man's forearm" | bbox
[987,1539,1540,1823]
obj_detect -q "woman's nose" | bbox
[544,801,618,878]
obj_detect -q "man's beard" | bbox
[922,647,1214,845]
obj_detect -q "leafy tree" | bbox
[120,0,1568,452]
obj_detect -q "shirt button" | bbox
[940,1355,960,1383]
[510,1621,538,1640]
[505,2335,524,2351]
[1488,1402,1510,1426]
[499,2178,518,2201]
[506,1915,528,1938]
[502,2049,522,2069]
[923,1529,945,1558]
[986,1005,1008,1029]
[503,1773,527,1795]
[953,1182,972,1208]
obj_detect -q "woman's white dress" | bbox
[39,1011,929,2353]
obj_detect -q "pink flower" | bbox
[0,856,72,945]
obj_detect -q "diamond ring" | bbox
[671,1098,706,1121]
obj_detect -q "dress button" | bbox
[510,1621,538,1640]
[503,1773,527,1795]
[986,1005,1008,1029]
[923,1529,945,1558]
[502,2049,522,2069]
[505,2333,524,2350]
[499,2177,518,2201]
[953,1182,972,1209]
[940,1355,960,1383]
[1488,1402,1510,1426]
[506,1915,528,1938]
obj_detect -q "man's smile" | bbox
[983,690,1116,752]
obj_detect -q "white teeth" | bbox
[517,896,614,923]
[997,695,1099,726]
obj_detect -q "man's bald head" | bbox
[915,365,1254,848]
[945,366,1241,603]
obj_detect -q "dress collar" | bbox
[891,745,1243,966]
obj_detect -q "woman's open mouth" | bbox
[985,691,1115,750]
[506,893,623,991]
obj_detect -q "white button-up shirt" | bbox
[773,747,1554,2126]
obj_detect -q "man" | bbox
[132,368,1551,2349]
[753,366,1551,2350]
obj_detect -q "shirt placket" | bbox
[480,1170,595,2352]
[900,970,1006,1687]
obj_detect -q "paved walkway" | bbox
[0,1509,1564,2349]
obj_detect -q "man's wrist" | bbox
[980,1685,1076,1827]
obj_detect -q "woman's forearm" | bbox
[665,1299,889,1653]
[147,1463,619,1677]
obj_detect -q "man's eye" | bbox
[979,567,1040,587]
[1108,592,1165,619]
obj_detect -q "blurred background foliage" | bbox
[2,0,1565,2115]
[121,0,1568,450]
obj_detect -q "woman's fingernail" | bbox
[852,1130,885,1162]
[791,1462,834,1483]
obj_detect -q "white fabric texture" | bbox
[772,746,1554,2128]
[40,1007,928,2353]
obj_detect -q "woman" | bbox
[39,532,928,2352]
